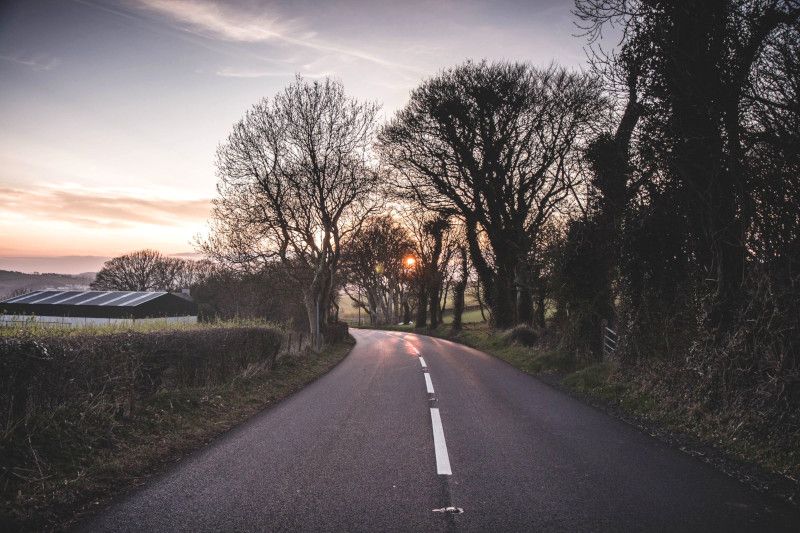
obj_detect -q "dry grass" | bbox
[0,322,353,531]
[0,316,278,337]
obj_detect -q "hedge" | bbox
[0,327,284,428]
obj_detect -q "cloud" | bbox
[0,185,210,229]
[133,0,421,72]
[135,0,293,42]
[214,67,290,78]
[214,66,330,79]
[0,53,59,71]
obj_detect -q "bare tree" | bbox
[91,250,213,292]
[379,61,605,328]
[91,250,166,291]
[339,214,414,325]
[401,210,457,328]
[192,264,308,325]
[203,76,381,348]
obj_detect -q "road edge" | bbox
[58,336,357,533]
[358,326,800,510]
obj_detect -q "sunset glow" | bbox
[0,0,583,272]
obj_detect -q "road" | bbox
[81,329,800,532]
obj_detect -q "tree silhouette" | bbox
[205,76,381,347]
[91,250,211,292]
[380,61,605,327]
[339,214,414,325]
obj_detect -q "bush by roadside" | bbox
[500,324,538,347]
[0,322,353,531]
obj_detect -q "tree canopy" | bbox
[379,61,605,327]
[203,76,381,347]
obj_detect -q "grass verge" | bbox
[1,335,354,532]
[365,322,577,374]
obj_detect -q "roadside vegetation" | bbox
[0,321,353,531]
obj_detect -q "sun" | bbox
[404,256,417,268]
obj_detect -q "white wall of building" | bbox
[0,315,197,327]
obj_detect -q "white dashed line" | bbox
[424,373,435,394]
[417,352,453,477]
[430,408,452,475]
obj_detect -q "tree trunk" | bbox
[535,290,546,328]
[465,218,495,315]
[415,285,428,328]
[303,292,321,352]
[451,247,468,330]
[491,261,516,329]
[402,300,411,324]
[428,266,442,329]
[709,200,745,329]
[475,282,486,322]
[366,289,379,325]
[303,262,334,351]
[429,291,440,328]
[429,270,441,328]
[515,261,533,325]
[440,280,450,318]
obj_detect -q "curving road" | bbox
[81,329,800,532]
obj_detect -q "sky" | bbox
[0,0,588,273]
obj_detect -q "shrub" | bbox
[0,326,283,425]
[501,324,538,347]
[324,321,350,344]
[0,324,284,519]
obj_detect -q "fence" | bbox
[601,319,618,358]
[280,330,312,357]
[0,314,197,328]
[278,321,349,358]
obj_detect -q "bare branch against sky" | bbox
[0,0,583,271]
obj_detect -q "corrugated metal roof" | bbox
[1,290,170,307]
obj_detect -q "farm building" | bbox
[0,290,197,327]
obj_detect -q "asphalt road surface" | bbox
[81,329,800,532]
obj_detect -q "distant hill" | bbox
[0,270,95,300]
[0,256,109,275]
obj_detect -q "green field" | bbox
[441,307,485,324]
[0,317,278,337]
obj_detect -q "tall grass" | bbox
[0,320,289,530]
[0,316,280,338]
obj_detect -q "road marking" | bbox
[433,506,464,514]
[424,373,435,394]
[419,356,427,368]
[430,408,452,475]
